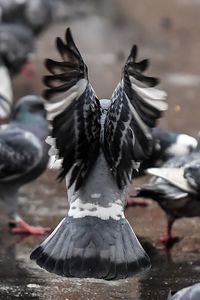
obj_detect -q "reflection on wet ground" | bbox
[1,1,200,299]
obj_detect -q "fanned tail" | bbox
[31,216,151,280]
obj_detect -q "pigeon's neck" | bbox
[67,151,127,220]
[13,112,48,139]
[14,111,43,124]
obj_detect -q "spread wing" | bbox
[0,127,41,181]
[104,45,168,188]
[44,28,101,191]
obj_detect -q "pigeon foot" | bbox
[159,234,180,249]
[9,218,50,235]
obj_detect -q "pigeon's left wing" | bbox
[104,45,168,188]
[44,28,101,190]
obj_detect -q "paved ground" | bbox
[0,1,200,299]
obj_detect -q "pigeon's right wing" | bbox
[44,28,101,191]
[104,45,168,188]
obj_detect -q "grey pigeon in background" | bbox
[31,27,167,279]
[0,23,34,121]
[0,95,50,234]
[0,23,34,76]
[128,127,197,206]
[167,283,200,300]
[136,144,200,247]
[138,127,197,175]
[0,0,55,37]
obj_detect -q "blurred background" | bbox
[0,0,199,299]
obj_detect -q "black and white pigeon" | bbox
[167,283,200,300]
[0,23,34,122]
[139,127,197,174]
[0,95,50,234]
[128,127,197,206]
[30,28,167,279]
[0,0,55,37]
[136,144,200,246]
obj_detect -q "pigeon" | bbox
[167,283,200,300]
[0,23,34,76]
[0,23,34,122]
[0,95,50,234]
[0,0,55,37]
[138,127,197,175]
[136,145,200,246]
[30,27,167,279]
[127,128,197,206]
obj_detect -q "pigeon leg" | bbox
[127,196,152,206]
[160,215,179,248]
[9,217,50,235]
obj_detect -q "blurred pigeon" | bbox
[136,145,200,247]
[30,27,167,279]
[0,23,34,122]
[139,127,197,174]
[0,23,34,76]
[0,95,50,234]
[128,128,197,206]
[0,0,55,37]
[167,283,200,300]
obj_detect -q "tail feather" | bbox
[31,216,151,280]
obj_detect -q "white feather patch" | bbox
[68,198,125,220]
[0,65,13,118]
[166,135,197,156]
[130,78,168,111]
[147,167,197,194]
[45,78,87,120]
[45,136,63,169]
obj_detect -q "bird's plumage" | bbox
[31,27,167,279]
[0,0,55,37]
[136,149,200,241]
[167,283,200,300]
[0,95,49,218]
[45,28,167,191]
[0,23,34,76]
[135,128,198,176]
[0,62,13,120]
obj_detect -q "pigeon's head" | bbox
[13,95,46,122]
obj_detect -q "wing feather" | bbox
[104,45,168,188]
[0,128,41,181]
[44,28,101,190]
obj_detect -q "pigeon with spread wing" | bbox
[31,28,167,279]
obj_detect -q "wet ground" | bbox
[1,1,200,299]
